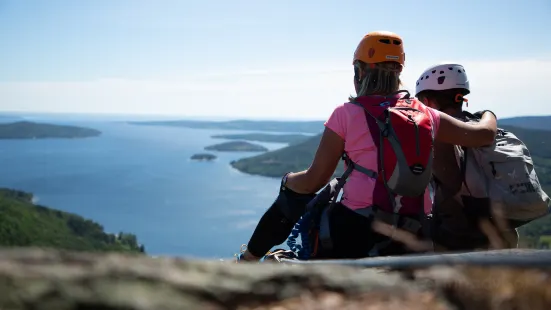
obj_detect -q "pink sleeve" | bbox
[324,104,347,140]
[426,107,441,133]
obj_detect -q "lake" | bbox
[0,115,299,260]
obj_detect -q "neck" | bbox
[441,107,463,117]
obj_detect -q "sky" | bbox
[0,0,550,120]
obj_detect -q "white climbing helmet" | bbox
[414,63,470,97]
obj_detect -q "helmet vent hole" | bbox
[458,69,462,73]
[425,75,429,79]
[393,40,401,45]
[448,67,453,70]
[421,77,424,80]
[440,71,444,74]
[432,70,436,74]
[378,39,391,44]
[438,76,446,85]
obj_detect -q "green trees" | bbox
[0,188,145,253]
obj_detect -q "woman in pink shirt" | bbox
[238,31,497,262]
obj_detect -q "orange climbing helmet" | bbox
[353,31,405,66]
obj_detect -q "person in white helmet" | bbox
[414,63,471,114]
[414,64,519,251]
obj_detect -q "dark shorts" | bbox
[313,202,428,259]
[432,214,528,251]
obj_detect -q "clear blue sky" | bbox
[0,0,550,119]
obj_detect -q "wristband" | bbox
[281,172,291,190]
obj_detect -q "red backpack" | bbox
[345,90,436,215]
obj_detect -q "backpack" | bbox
[346,89,436,215]
[286,90,437,259]
[456,111,551,222]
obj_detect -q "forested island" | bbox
[204,141,268,152]
[0,188,144,253]
[229,134,340,177]
[190,153,217,161]
[211,133,311,144]
[0,121,101,139]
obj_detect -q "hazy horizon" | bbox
[0,110,328,122]
[3,109,551,124]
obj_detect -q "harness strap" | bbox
[318,156,356,250]
[319,153,383,252]
[342,153,378,179]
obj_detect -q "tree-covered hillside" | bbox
[0,188,145,253]
[230,133,344,178]
[499,116,551,131]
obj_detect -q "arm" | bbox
[284,127,345,194]
[239,127,343,262]
[239,108,346,262]
[435,111,497,147]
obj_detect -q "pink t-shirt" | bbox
[324,99,441,214]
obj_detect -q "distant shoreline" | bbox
[128,119,325,134]
[211,133,311,144]
[204,141,268,152]
[0,121,101,140]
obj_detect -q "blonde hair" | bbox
[349,61,402,101]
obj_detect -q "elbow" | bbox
[478,127,497,146]
[304,169,331,193]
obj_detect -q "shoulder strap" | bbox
[390,89,411,99]
[461,110,478,120]
[341,153,378,179]
[317,153,378,210]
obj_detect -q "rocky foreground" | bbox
[0,248,550,310]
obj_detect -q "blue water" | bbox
[0,117,298,259]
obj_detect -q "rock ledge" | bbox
[0,247,549,310]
